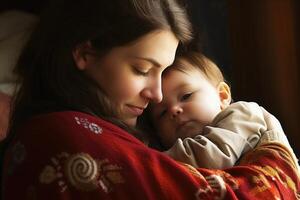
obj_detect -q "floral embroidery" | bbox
[251,165,299,198]
[254,165,297,196]
[39,152,125,193]
[179,162,204,178]
[195,185,214,199]
[251,174,272,195]
[75,117,102,134]
[97,159,125,193]
[215,170,239,190]
[40,165,58,184]
[179,163,231,200]
[39,152,70,193]
[195,175,226,200]
[206,175,226,199]
[89,123,102,134]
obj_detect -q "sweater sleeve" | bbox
[165,101,267,169]
[3,111,300,199]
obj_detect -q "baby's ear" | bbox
[72,41,94,70]
[217,82,231,110]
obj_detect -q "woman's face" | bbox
[82,30,179,126]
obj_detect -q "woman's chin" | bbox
[123,117,137,127]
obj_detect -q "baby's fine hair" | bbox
[165,52,225,87]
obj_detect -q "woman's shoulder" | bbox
[16,111,100,140]
[22,111,108,129]
[14,111,144,151]
[21,111,131,136]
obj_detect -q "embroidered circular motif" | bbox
[64,153,99,191]
[89,123,102,134]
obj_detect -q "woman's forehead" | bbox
[119,30,179,67]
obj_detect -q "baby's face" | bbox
[150,68,223,149]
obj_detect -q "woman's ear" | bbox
[72,41,94,70]
[217,82,231,110]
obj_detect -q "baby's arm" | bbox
[165,101,267,169]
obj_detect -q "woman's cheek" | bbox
[118,77,144,99]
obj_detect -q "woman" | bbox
[1,0,299,199]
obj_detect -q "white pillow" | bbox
[0,10,38,39]
[0,10,38,95]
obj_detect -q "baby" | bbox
[147,52,269,169]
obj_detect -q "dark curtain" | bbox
[228,0,300,156]
[188,0,299,157]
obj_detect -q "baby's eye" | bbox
[159,109,167,118]
[181,93,193,101]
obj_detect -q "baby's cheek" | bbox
[200,102,221,122]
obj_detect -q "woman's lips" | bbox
[126,105,145,116]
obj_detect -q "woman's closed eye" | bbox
[133,67,150,76]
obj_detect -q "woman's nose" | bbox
[151,88,163,103]
[142,88,163,103]
[170,105,183,118]
[141,79,163,103]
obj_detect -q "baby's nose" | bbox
[170,106,183,118]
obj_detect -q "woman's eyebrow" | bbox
[131,56,161,68]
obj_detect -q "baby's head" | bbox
[149,52,231,149]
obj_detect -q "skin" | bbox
[73,30,179,126]
[150,66,231,148]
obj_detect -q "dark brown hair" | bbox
[9,0,192,130]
